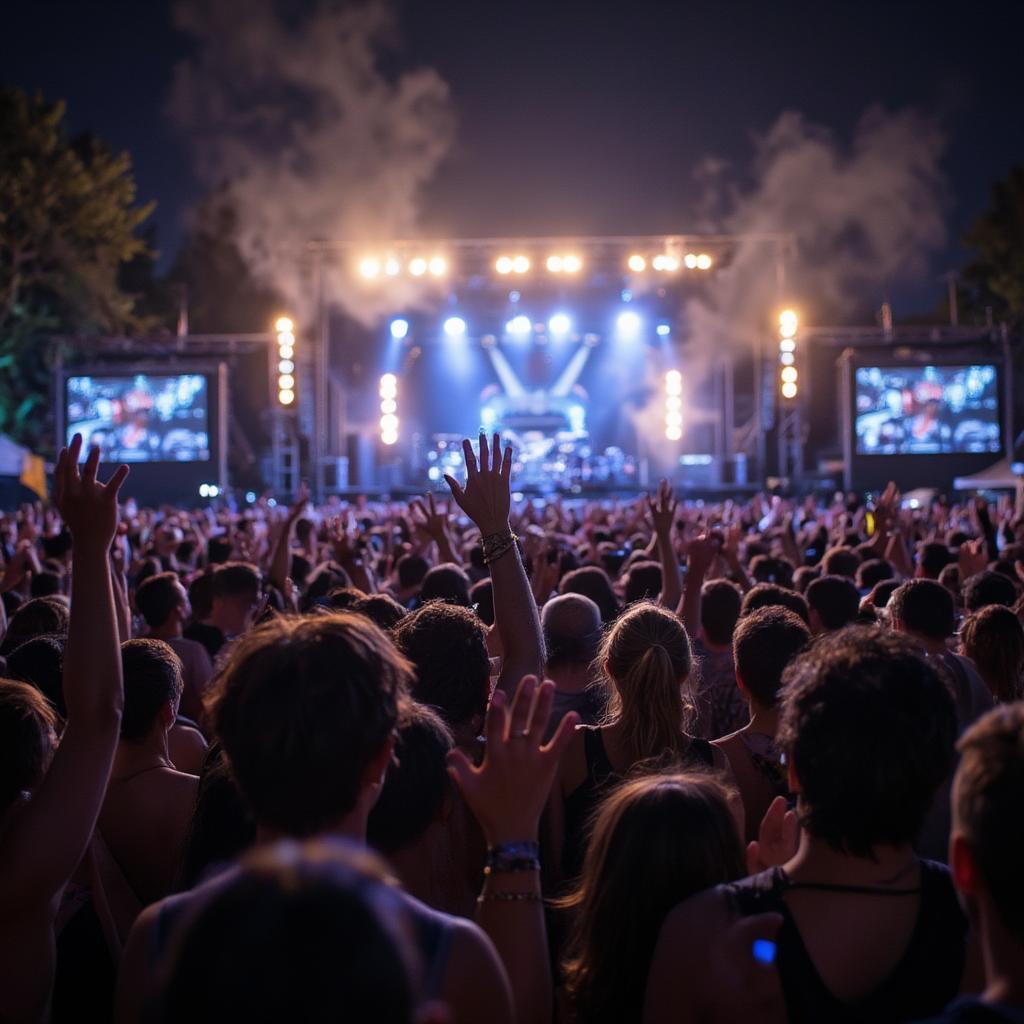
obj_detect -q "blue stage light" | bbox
[616,310,642,337]
[443,316,467,338]
[506,314,532,337]
[621,289,633,303]
[548,312,572,336]
[656,322,671,337]
[390,317,410,340]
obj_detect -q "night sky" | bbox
[5,0,1023,313]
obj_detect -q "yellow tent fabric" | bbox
[20,452,47,500]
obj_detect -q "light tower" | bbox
[776,309,803,485]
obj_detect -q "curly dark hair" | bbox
[778,627,956,857]
[733,607,810,709]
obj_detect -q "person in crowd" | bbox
[98,638,199,906]
[713,606,810,843]
[855,557,895,593]
[560,774,746,1024]
[740,581,810,624]
[540,593,606,738]
[959,604,1024,704]
[821,545,860,580]
[391,553,429,608]
[919,541,954,580]
[182,561,262,660]
[0,436,128,1023]
[419,562,473,607]
[0,596,70,657]
[806,575,861,634]
[645,628,970,1024]
[917,703,1024,1023]
[559,566,620,624]
[962,570,1019,613]
[134,572,214,722]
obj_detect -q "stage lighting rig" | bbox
[379,373,399,445]
[778,309,799,400]
[275,316,296,406]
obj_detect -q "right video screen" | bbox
[854,364,1001,456]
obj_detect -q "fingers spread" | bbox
[478,433,489,474]
[508,675,537,737]
[462,439,478,477]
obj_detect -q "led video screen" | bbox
[854,364,1000,456]
[66,374,211,463]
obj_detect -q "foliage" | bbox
[0,88,155,449]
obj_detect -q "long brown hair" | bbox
[599,602,694,762]
[560,773,745,1024]
[961,605,1024,703]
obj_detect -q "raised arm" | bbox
[448,674,578,1024]
[678,533,717,641]
[0,436,128,909]
[411,493,459,566]
[646,480,682,612]
[267,482,309,592]
[446,434,544,696]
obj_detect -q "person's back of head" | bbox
[560,774,745,1024]
[919,541,953,580]
[822,546,860,580]
[623,562,663,606]
[938,564,962,604]
[866,579,900,611]
[300,563,352,613]
[951,704,1024,956]
[699,580,742,648]
[793,566,821,595]
[210,613,411,837]
[0,679,57,813]
[160,839,418,1024]
[396,554,429,594]
[392,601,489,735]
[890,579,956,642]
[0,597,70,656]
[542,593,602,674]
[136,572,185,630]
[350,594,407,633]
[749,555,794,589]
[733,607,810,710]
[806,575,861,633]
[6,634,66,719]
[120,638,184,741]
[960,605,1024,704]
[779,627,956,856]
[740,583,809,625]
[418,563,472,608]
[560,566,619,624]
[29,570,63,600]
[963,570,1018,613]
[41,529,72,563]
[600,602,693,761]
[368,701,454,855]
[323,586,365,611]
[206,536,233,566]
[856,558,894,592]
[469,578,494,626]
[188,571,217,623]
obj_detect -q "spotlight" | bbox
[199,484,210,498]
[563,254,582,273]
[384,257,401,277]
[276,316,298,407]
[380,399,397,414]
[279,345,293,359]
[781,366,798,384]
[443,316,467,338]
[390,318,410,340]
[683,253,698,269]
[506,314,532,337]
[512,255,530,274]
[781,381,798,400]
[380,414,399,433]
[616,310,642,337]
[696,253,713,270]
[666,411,683,428]
[279,389,295,405]
[382,434,398,447]
[548,312,572,336]
[379,373,398,398]
[780,351,794,366]
[627,254,647,273]
[278,374,295,390]
[274,316,294,333]
[656,323,671,337]
[429,256,447,277]
[546,255,564,272]
[653,255,679,272]
[359,257,381,280]
[409,257,428,277]
[666,425,683,441]
[779,338,796,353]
[779,309,799,338]
[496,256,513,274]
[278,359,295,374]
[665,370,682,395]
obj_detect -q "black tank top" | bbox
[722,861,968,1024]
[560,727,715,881]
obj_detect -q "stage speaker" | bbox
[346,433,376,489]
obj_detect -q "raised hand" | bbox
[746,795,799,875]
[447,674,578,845]
[958,537,987,580]
[686,532,718,577]
[287,480,311,523]
[646,478,678,537]
[411,492,450,542]
[54,434,129,550]
[445,433,512,537]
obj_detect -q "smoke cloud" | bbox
[168,0,454,323]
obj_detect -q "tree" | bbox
[0,88,156,448]
[962,166,1024,327]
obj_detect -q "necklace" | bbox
[779,861,921,897]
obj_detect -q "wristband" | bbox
[483,540,515,566]
[481,529,514,558]
[486,840,540,873]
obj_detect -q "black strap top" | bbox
[722,861,968,1024]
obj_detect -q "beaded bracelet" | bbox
[486,840,540,873]
[481,529,514,558]
[483,539,515,566]
[477,890,543,904]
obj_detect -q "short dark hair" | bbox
[393,602,490,729]
[29,570,63,599]
[866,579,900,610]
[890,579,955,641]
[624,562,663,606]
[821,546,860,580]
[0,679,57,809]
[919,542,953,579]
[740,583,809,625]
[779,628,956,857]
[6,634,66,718]
[792,566,820,595]
[120,639,183,741]
[962,570,1018,613]
[188,571,217,622]
[367,701,454,854]
[136,572,185,629]
[349,594,407,632]
[396,554,429,591]
[210,614,411,837]
[856,558,894,591]
[733,607,810,708]
[749,555,793,589]
[954,704,1024,942]
[560,566,619,624]
[213,562,262,602]
[700,580,742,647]
[0,597,70,656]
[419,563,472,608]
[806,575,861,631]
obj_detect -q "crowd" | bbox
[1,432,1023,1024]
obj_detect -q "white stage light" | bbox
[409,257,428,277]
[512,255,530,274]
[616,310,642,337]
[548,313,572,336]
[666,425,683,441]
[506,314,532,337]
[779,309,799,338]
[656,323,671,337]
[563,254,582,273]
[546,255,564,272]
[274,316,294,333]
[429,256,447,277]
[384,258,401,276]
[390,318,410,340]
[696,253,713,270]
[781,381,798,399]
[359,257,381,280]
[683,253,698,269]
[627,254,647,273]
[278,359,294,374]
[443,316,467,338]
[379,373,398,398]
[279,389,295,405]
[665,370,682,395]
[496,256,513,274]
